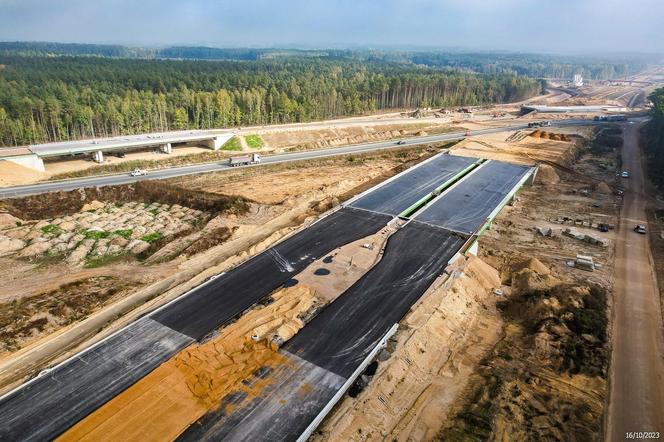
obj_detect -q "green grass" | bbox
[84,253,130,268]
[245,134,264,149]
[83,229,110,240]
[113,229,133,239]
[221,137,242,151]
[140,231,163,243]
[41,224,63,236]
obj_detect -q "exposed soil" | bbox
[0,160,46,186]
[315,256,503,441]
[449,128,581,166]
[435,135,619,441]
[0,145,441,392]
[59,284,313,442]
[1,180,249,220]
[0,277,138,353]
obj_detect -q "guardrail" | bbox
[296,324,399,442]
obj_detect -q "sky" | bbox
[0,0,663,53]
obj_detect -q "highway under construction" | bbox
[0,152,533,441]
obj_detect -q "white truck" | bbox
[228,153,261,167]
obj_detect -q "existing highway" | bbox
[0,119,594,199]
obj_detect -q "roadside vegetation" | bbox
[643,88,664,188]
[221,137,243,151]
[245,134,264,149]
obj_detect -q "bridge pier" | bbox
[203,134,234,151]
[3,154,46,172]
[160,143,172,154]
[93,150,104,163]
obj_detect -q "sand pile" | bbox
[534,164,560,185]
[60,284,316,442]
[0,212,22,229]
[511,258,561,295]
[512,257,551,275]
[595,181,611,194]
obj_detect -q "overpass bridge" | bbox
[0,130,235,171]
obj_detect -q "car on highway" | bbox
[130,169,148,177]
[634,224,647,234]
[621,171,630,178]
[395,140,406,145]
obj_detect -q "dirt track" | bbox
[607,123,664,439]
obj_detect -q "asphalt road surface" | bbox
[284,221,467,377]
[607,124,664,440]
[153,207,391,339]
[0,120,594,200]
[178,221,468,440]
[178,353,344,442]
[0,208,390,441]
[350,154,478,216]
[416,160,530,234]
[0,318,194,442]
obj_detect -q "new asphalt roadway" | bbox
[174,159,533,441]
[152,207,392,339]
[177,221,468,441]
[0,150,548,441]
[0,207,391,441]
[349,154,478,216]
[417,160,531,234]
[0,119,594,199]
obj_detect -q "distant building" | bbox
[573,74,584,87]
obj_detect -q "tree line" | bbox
[0,56,542,146]
[0,42,651,81]
[643,88,664,189]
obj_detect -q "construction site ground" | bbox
[0,75,656,430]
[312,125,620,441]
[0,145,444,392]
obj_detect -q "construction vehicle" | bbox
[228,153,261,167]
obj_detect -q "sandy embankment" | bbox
[0,161,45,186]
[314,256,503,441]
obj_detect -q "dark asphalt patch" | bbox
[0,319,194,442]
[177,353,344,442]
[152,207,391,340]
[350,154,477,216]
[181,222,468,440]
[283,221,468,378]
[415,160,530,234]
